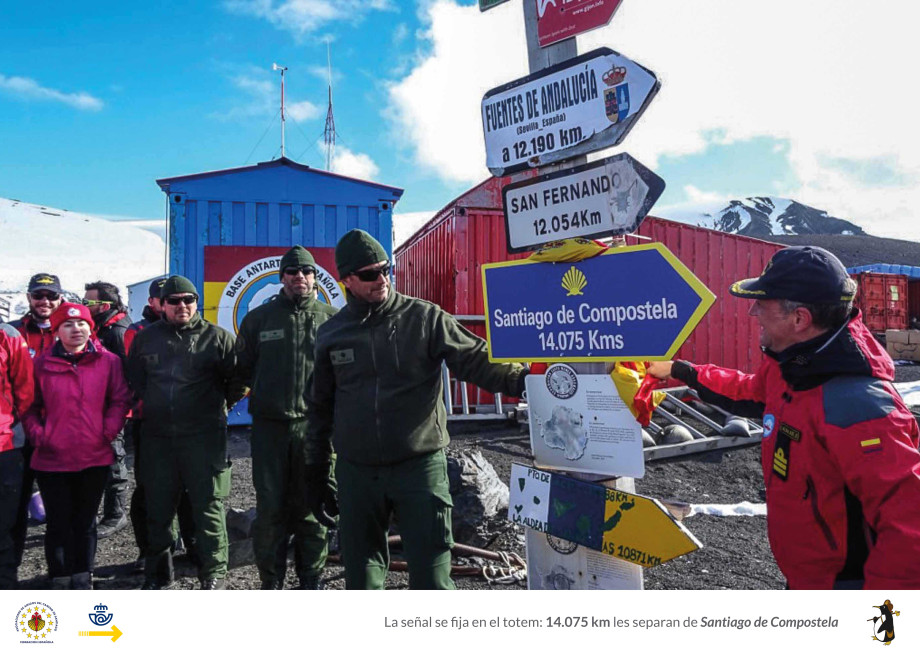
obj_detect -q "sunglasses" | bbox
[82,299,109,307]
[164,295,198,306]
[354,264,391,282]
[283,266,316,276]
[30,291,60,301]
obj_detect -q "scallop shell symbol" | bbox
[561,266,587,296]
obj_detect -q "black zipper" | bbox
[804,475,838,550]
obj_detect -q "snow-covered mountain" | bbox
[0,197,166,318]
[666,197,865,237]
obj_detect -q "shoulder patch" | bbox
[823,376,896,428]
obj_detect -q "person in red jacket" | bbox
[649,246,920,589]
[23,303,132,589]
[0,324,34,589]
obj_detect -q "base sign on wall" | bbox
[481,48,659,176]
[536,0,625,48]
[509,463,702,568]
[502,153,665,252]
[203,246,344,335]
[482,243,715,362]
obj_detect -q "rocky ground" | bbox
[15,359,920,592]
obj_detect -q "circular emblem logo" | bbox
[217,256,345,334]
[14,602,58,644]
[67,307,80,317]
[762,414,775,438]
[547,535,578,555]
[545,364,578,400]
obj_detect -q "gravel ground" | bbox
[16,357,920,592]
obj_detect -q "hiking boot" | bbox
[199,578,227,590]
[96,515,128,539]
[133,551,146,574]
[50,576,71,590]
[297,574,322,590]
[260,580,282,590]
[97,486,129,538]
[141,579,171,590]
[71,572,93,590]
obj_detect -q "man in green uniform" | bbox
[126,276,244,590]
[304,229,528,590]
[234,246,337,590]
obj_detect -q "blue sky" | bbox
[1,1,916,239]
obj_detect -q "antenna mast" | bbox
[323,42,336,171]
[272,62,288,158]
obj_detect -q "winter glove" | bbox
[304,462,339,528]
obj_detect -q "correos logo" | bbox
[217,256,345,334]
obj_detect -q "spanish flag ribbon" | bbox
[610,361,666,428]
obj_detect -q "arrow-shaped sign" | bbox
[482,242,716,362]
[509,464,701,567]
[79,626,123,642]
[502,153,665,252]
[537,0,625,48]
[481,48,659,176]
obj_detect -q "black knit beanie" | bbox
[335,230,388,278]
[160,275,198,300]
[279,245,317,279]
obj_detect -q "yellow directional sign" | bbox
[79,626,123,642]
[508,463,702,567]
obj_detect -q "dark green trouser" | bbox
[140,429,231,581]
[251,416,328,583]
[336,450,455,590]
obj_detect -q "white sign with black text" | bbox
[481,48,659,176]
[502,153,665,252]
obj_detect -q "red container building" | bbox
[396,177,784,409]
[852,272,909,332]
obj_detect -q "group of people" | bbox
[0,229,527,591]
[2,235,919,592]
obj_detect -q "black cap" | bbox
[28,273,62,294]
[148,277,168,298]
[730,246,855,304]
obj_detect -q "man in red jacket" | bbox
[0,323,34,589]
[649,246,920,589]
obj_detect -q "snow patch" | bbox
[688,501,766,517]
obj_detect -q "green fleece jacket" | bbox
[305,289,527,466]
[233,292,337,419]
[125,313,243,437]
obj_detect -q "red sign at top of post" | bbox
[537,0,624,48]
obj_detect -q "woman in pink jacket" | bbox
[23,303,132,589]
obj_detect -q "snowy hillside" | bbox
[0,197,166,317]
[665,197,865,237]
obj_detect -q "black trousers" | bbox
[34,466,110,578]
[12,444,35,566]
[0,449,24,589]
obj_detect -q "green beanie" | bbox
[335,229,388,278]
[279,245,316,278]
[160,275,198,300]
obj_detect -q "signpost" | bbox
[482,243,716,362]
[526,365,644,477]
[536,0,625,48]
[479,0,510,10]
[481,48,659,176]
[509,464,702,568]
[502,153,665,252]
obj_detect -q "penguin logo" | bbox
[868,599,900,645]
[762,414,775,438]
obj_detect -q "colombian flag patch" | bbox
[860,438,882,454]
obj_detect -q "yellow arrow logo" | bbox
[79,626,122,642]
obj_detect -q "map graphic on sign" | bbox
[509,464,702,568]
[203,246,344,335]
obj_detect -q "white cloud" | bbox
[386,0,920,241]
[225,0,396,38]
[322,140,380,180]
[213,72,319,122]
[393,210,436,248]
[0,74,103,111]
